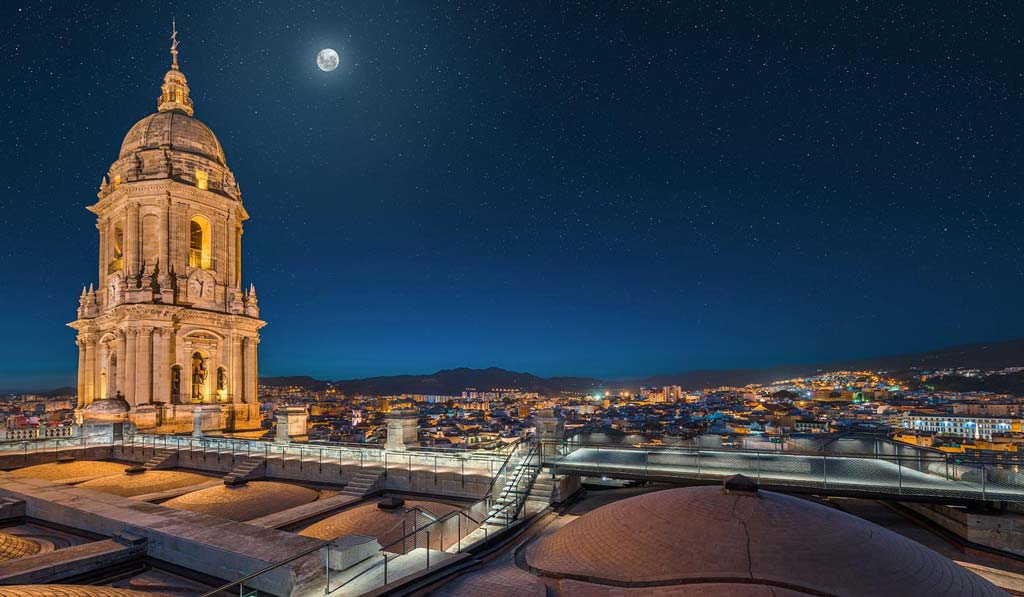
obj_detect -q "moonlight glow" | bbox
[317,48,339,72]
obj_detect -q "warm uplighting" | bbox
[195,169,208,190]
[189,215,212,269]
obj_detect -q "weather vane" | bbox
[170,18,179,69]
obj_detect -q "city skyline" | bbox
[4,2,1024,390]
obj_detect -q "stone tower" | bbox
[68,26,264,433]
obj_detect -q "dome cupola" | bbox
[157,21,193,116]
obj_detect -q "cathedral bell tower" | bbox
[68,25,264,433]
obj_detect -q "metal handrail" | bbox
[481,436,529,501]
[479,443,539,527]
[557,439,957,463]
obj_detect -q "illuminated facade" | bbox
[68,29,263,432]
[900,413,1021,440]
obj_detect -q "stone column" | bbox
[252,337,259,403]
[231,335,243,403]
[169,329,180,403]
[97,218,107,293]
[173,202,189,274]
[126,202,140,279]
[160,194,171,275]
[115,332,127,398]
[76,338,87,407]
[136,328,152,405]
[85,336,97,405]
[243,336,257,404]
[152,329,168,404]
[226,212,237,290]
[123,330,137,404]
[98,342,109,400]
[218,214,229,287]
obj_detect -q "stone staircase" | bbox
[142,448,178,470]
[223,456,266,485]
[525,472,555,513]
[340,468,384,497]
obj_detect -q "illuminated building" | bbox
[67,25,263,433]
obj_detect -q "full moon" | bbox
[317,48,339,72]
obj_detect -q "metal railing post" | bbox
[822,455,827,489]
[982,464,987,501]
[897,451,902,495]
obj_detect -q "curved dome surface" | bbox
[299,499,461,550]
[2,586,155,596]
[527,486,1003,596]
[119,111,226,165]
[0,532,40,561]
[77,470,213,497]
[12,460,129,482]
[161,481,318,521]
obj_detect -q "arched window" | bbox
[189,215,212,269]
[110,223,124,272]
[195,169,209,191]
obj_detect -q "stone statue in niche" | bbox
[171,366,181,403]
[191,352,207,402]
[217,368,226,391]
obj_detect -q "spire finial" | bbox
[157,20,194,116]
[170,19,180,70]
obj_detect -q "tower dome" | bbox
[118,111,226,166]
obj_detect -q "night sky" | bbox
[2,2,1023,390]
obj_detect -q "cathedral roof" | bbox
[76,470,214,497]
[526,484,1004,596]
[119,110,226,166]
[0,532,40,561]
[299,498,462,550]
[161,481,319,521]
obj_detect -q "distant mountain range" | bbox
[260,368,604,396]
[23,337,1024,397]
[260,337,1024,395]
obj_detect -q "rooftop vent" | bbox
[378,497,406,511]
[723,474,759,495]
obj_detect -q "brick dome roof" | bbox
[299,499,461,551]
[119,111,226,166]
[2,586,155,596]
[161,481,318,521]
[0,532,40,561]
[12,460,130,482]
[77,470,213,497]
[526,486,1004,596]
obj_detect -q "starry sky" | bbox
[2,2,1023,391]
